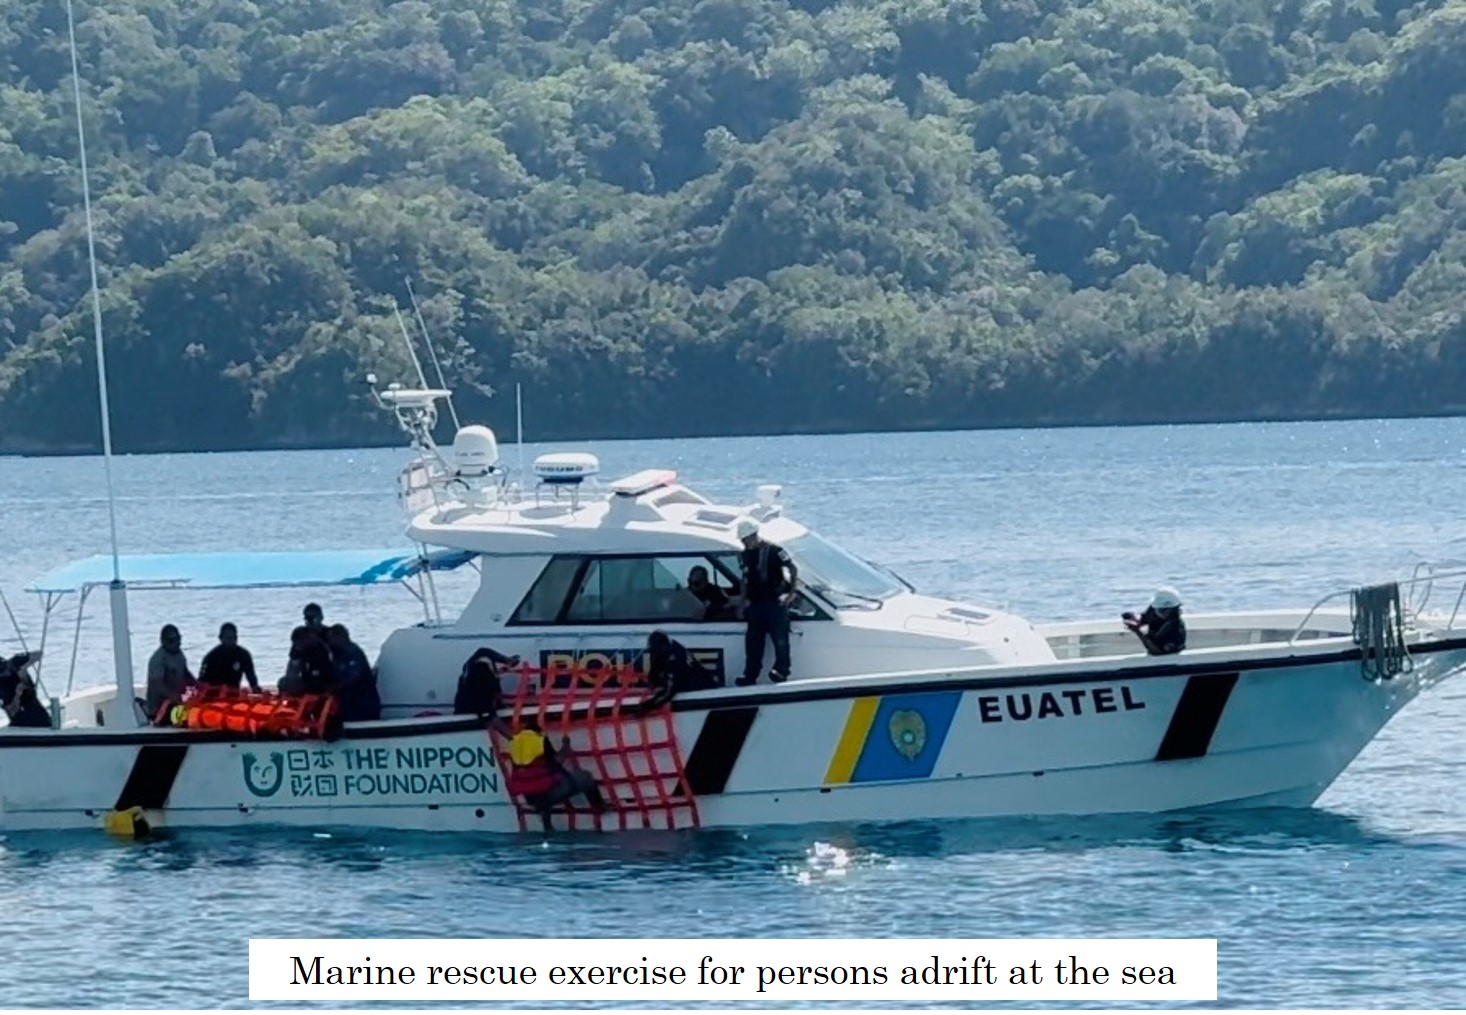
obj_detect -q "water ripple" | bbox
[4,420,1466,1006]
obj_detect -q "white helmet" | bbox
[1150,586,1182,610]
[735,517,759,540]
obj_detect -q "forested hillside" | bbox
[2,0,1465,451]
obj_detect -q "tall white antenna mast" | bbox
[66,0,120,582]
[66,0,138,726]
[516,382,525,476]
[404,278,461,431]
[393,305,431,390]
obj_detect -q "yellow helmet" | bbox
[508,729,546,766]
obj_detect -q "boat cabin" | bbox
[373,456,1058,714]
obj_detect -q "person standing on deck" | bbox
[145,624,195,722]
[734,518,798,686]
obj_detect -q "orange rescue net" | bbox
[489,664,700,832]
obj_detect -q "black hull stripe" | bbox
[1155,672,1240,761]
[681,707,758,795]
[4,636,1465,749]
[114,744,189,810]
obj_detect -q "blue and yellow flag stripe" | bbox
[824,696,880,785]
[823,691,962,785]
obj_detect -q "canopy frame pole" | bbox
[65,584,94,696]
[417,548,444,625]
[35,593,54,692]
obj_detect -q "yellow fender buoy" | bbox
[103,806,151,838]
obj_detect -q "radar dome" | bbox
[451,425,500,477]
[533,452,600,485]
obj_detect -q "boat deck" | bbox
[1038,609,1354,662]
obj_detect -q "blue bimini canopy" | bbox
[27,548,477,595]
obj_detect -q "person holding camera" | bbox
[1123,586,1187,656]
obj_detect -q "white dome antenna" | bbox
[451,425,500,478]
[534,452,600,485]
[533,452,600,507]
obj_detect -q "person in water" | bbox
[198,622,261,692]
[506,723,607,832]
[1123,586,1187,655]
[0,651,51,728]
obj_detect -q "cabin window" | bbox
[783,531,902,605]
[510,553,832,624]
[706,552,830,621]
[787,590,829,621]
[705,553,744,591]
[509,556,582,624]
[565,556,710,623]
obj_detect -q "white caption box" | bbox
[249,937,1216,1001]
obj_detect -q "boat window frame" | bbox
[703,550,832,623]
[506,552,832,626]
[505,555,584,625]
[782,530,905,605]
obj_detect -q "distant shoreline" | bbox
[4,405,1463,458]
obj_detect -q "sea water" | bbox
[1,419,1464,1009]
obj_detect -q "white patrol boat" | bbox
[4,379,1466,836]
[9,18,1466,833]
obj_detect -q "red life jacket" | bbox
[506,757,559,797]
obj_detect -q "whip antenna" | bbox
[393,305,430,390]
[66,0,138,726]
[405,278,461,431]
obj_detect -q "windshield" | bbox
[784,531,904,605]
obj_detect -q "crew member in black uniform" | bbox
[687,565,738,620]
[327,623,381,722]
[199,622,261,692]
[1122,586,1187,656]
[0,651,51,728]
[454,646,521,721]
[735,518,798,686]
[302,602,327,635]
[284,625,336,694]
[645,630,721,703]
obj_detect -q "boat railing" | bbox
[1288,564,1466,645]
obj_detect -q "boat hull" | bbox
[1,641,1461,834]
